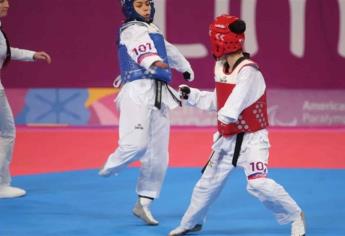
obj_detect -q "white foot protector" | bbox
[132,202,159,225]
[291,211,306,236]
[98,166,119,177]
[168,224,203,236]
[0,186,26,199]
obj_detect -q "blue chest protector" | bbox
[118,22,172,84]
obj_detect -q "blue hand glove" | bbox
[147,66,172,83]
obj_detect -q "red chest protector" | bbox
[215,59,269,137]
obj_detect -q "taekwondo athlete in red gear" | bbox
[168,15,306,236]
[0,0,51,199]
[98,0,194,226]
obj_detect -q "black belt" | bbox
[201,151,215,174]
[154,80,163,109]
[232,132,244,167]
[154,80,182,109]
[201,132,244,174]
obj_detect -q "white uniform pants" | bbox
[179,133,301,229]
[0,90,15,186]
[102,91,170,199]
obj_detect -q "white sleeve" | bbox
[218,66,266,124]
[165,40,192,73]
[185,87,217,112]
[10,47,35,61]
[120,24,162,70]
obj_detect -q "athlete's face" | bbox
[133,0,151,21]
[0,0,9,18]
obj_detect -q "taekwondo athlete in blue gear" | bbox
[99,0,195,226]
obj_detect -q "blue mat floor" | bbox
[0,168,344,236]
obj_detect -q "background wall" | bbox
[2,0,345,89]
[2,0,345,127]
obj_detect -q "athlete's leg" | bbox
[99,91,151,176]
[136,105,170,199]
[0,90,26,198]
[0,90,15,186]
[238,132,303,225]
[173,149,235,232]
[132,106,170,225]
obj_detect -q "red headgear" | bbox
[209,15,246,59]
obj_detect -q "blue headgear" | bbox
[121,0,155,23]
